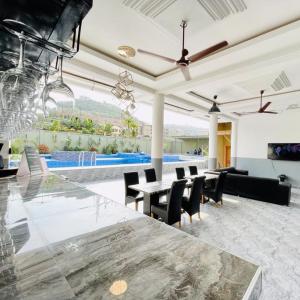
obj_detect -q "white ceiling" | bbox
[65,0,300,121]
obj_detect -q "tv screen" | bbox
[268,143,300,161]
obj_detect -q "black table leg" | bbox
[143,193,159,216]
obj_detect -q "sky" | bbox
[72,85,209,129]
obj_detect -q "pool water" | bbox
[45,152,184,168]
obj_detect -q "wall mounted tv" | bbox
[268,143,300,161]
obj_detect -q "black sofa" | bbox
[205,167,291,206]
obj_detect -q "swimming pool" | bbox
[44,152,185,168]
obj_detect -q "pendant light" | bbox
[208,95,221,114]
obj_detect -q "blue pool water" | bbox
[45,152,184,168]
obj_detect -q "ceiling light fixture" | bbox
[208,95,221,114]
[117,46,136,58]
[111,70,136,113]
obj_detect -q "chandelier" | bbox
[111,70,136,113]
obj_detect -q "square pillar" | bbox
[151,94,164,180]
[208,114,218,170]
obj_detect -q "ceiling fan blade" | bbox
[179,66,191,81]
[259,101,271,112]
[234,111,257,116]
[137,49,176,63]
[262,111,278,114]
[188,41,228,63]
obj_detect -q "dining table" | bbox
[129,173,218,216]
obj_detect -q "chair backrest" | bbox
[0,155,4,170]
[189,176,205,211]
[167,179,187,225]
[144,168,156,183]
[214,171,227,202]
[124,172,140,197]
[175,167,185,180]
[189,166,198,175]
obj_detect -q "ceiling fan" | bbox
[137,20,228,81]
[233,90,278,116]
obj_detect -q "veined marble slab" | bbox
[0,174,261,299]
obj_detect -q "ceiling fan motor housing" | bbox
[177,48,190,66]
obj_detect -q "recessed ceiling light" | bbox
[118,46,136,58]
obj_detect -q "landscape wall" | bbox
[12,130,208,155]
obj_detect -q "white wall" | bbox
[237,110,300,158]
[236,109,300,186]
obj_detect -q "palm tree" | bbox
[122,115,139,138]
[103,123,113,136]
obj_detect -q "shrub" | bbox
[63,137,73,151]
[11,139,24,154]
[38,144,50,154]
[123,147,133,153]
[89,146,98,152]
[102,142,118,154]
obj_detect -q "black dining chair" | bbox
[151,179,187,227]
[176,167,192,193]
[182,176,205,223]
[144,168,157,183]
[0,155,4,169]
[203,171,227,205]
[175,167,185,179]
[124,172,144,211]
[188,166,198,176]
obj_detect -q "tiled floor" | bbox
[86,174,300,300]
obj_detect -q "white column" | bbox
[230,120,238,167]
[151,94,164,180]
[0,140,10,168]
[208,114,218,169]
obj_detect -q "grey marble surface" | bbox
[87,173,300,300]
[0,174,260,299]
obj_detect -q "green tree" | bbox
[102,123,113,136]
[69,117,82,130]
[122,115,139,138]
[82,118,95,133]
[49,120,61,131]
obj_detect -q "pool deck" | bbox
[0,174,261,299]
[51,159,208,183]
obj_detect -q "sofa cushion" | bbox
[223,174,239,195]
[236,175,281,203]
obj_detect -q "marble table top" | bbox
[130,174,218,195]
[0,174,261,299]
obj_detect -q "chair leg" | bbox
[189,215,192,223]
[151,213,154,218]
[221,198,223,205]
[201,195,204,204]
[178,221,181,228]
[135,202,138,211]
[198,211,201,219]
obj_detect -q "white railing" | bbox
[91,151,96,166]
[78,151,84,166]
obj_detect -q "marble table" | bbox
[130,174,218,215]
[0,174,262,299]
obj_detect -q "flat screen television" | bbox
[268,143,300,161]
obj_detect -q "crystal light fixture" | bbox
[111,70,135,113]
